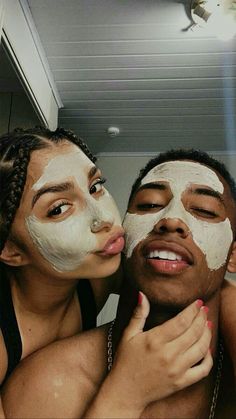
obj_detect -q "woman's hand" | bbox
[85,293,212,418]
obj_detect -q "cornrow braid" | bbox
[51,127,96,164]
[0,137,45,253]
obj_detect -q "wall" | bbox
[0,91,41,134]
[97,152,236,325]
[1,0,61,129]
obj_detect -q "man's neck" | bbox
[115,280,220,349]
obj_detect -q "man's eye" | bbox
[192,207,218,218]
[47,202,71,218]
[137,203,162,211]
[90,178,106,194]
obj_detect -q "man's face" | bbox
[122,160,236,307]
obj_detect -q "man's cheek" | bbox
[189,217,233,271]
[123,212,158,258]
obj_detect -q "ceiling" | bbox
[26,0,236,154]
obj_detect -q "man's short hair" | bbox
[128,149,236,207]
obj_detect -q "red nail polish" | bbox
[201,306,209,314]
[196,299,204,308]
[138,292,143,305]
[207,320,213,329]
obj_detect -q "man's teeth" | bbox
[148,250,182,261]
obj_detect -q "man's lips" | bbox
[99,232,125,256]
[143,240,193,274]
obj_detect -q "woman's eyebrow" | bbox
[88,165,99,179]
[31,181,73,208]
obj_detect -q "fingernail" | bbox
[201,306,209,314]
[196,299,204,308]
[207,320,213,329]
[138,291,143,305]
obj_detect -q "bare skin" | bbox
[2,158,236,418]
[0,140,213,419]
[2,298,213,418]
[3,144,236,415]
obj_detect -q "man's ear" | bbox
[227,241,236,273]
[0,239,28,267]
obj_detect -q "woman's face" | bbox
[10,141,124,279]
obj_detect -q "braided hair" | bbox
[0,126,96,254]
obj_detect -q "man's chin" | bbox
[138,281,200,310]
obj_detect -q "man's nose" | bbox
[153,217,190,238]
[90,218,113,233]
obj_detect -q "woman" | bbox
[0,125,124,386]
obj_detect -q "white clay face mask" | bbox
[123,161,233,270]
[26,148,121,272]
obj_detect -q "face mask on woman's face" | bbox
[26,146,121,272]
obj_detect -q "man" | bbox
[2,149,236,418]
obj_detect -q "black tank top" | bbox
[0,274,97,385]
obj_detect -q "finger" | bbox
[122,292,150,341]
[169,306,209,355]
[181,321,212,369]
[149,299,204,343]
[178,350,213,390]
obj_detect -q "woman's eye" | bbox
[90,178,106,195]
[47,202,71,218]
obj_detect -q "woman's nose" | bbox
[153,217,190,238]
[90,218,113,233]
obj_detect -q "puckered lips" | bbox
[143,240,194,275]
[99,229,125,256]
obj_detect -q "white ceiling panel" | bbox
[27,0,236,154]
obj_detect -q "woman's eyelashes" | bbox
[89,177,106,195]
[44,178,106,219]
[47,201,72,218]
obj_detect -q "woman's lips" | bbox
[100,233,125,256]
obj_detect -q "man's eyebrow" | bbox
[137,182,167,193]
[32,182,73,208]
[191,187,224,203]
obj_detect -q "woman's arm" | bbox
[2,295,212,419]
[220,278,236,380]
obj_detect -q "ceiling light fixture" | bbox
[107,126,120,137]
[190,0,236,40]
